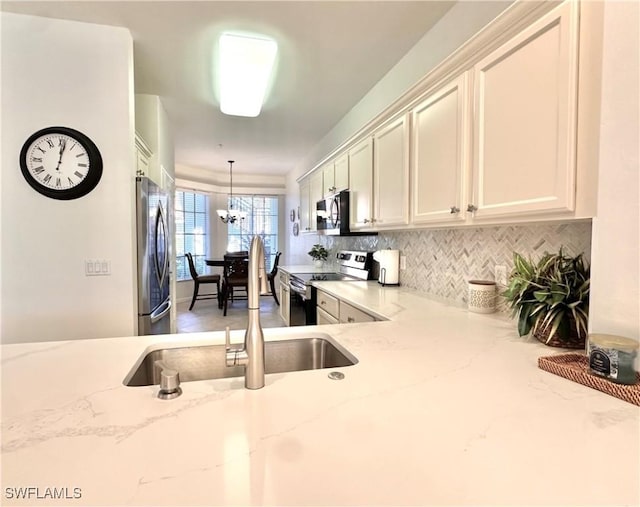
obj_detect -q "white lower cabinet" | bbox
[316,288,376,325]
[316,289,339,319]
[278,271,290,326]
[339,301,376,324]
[317,307,338,325]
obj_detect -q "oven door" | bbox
[289,283,316,326]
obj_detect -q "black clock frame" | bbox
[19,126,103,200]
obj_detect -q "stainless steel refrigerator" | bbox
[136,176,171,335]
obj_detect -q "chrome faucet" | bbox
[225,236,269,389]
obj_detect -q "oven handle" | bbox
[289,281,308,298]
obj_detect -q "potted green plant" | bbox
[308,244,329,267]
[502,248,590,348]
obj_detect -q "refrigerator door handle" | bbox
[154,201,169,288]
[150,298,171,323]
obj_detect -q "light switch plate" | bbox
[85,259,111,276]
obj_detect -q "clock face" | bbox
[20,126,102,200]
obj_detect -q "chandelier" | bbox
[216,160,247,223]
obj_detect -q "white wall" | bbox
[0,13,136,344]
[589,1,640,340]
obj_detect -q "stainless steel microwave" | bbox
[316,190,377,237]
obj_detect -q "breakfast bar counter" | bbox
[1,282,638,506]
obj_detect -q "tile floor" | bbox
[176,294,285,333]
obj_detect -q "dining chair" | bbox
[186,253,221,311]
[221,253,249,316]
[266,252,281,305]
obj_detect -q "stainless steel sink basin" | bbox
[124,333,357,387]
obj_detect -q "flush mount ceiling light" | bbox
[217,160,247,224]
[219,33,278,117]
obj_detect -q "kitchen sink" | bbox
[124,333,357,387]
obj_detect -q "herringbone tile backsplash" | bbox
[306,221,592,309]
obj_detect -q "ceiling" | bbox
[2,1,455,175]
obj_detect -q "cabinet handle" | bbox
[364,218,374,224]
[466,204,477,213]
[347,317,355,323]
[450,206,460,214]
[321,301,326,305]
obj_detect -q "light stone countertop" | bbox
[1,277,639,506]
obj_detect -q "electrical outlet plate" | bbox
[495,265,508,286]
[400,255,406,270]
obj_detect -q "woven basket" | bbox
[538,353,640,406]
[533,315,585,349]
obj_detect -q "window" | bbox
[175,190,208,281]
[227,195,279,269]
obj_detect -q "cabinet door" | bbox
[471,1,578,218]
[279,283,290,325]
[299,178,311,232]
[309,171,324,231]
[334,153,349,192]
[135,134,152,177]
[348,137,374,229]
[317,306,339,325]
[374,114,410,227]
[316,289,339,319]
[322,162,335,197]
[411,74,469,224]
[339,301,375,323]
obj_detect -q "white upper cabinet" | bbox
[470,1,579,219]
[309,170,324,231]
[299,177,311,232]
[321,162,335,197]
[302,0,591,232]
[348,137,374,229]
[411,74,469,224]
[374,114,410,227]
[321,153,349,197]
[135,133,152,178]
[334,153,349,193]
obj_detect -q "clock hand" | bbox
[55,139,66,171]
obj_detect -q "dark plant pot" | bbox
[532,315,586,349]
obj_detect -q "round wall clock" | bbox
[19,126,103,200]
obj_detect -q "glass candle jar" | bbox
[587,334,639,385]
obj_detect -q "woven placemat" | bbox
[538,353,640,406]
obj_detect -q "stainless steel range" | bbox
[288,250,375,326]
